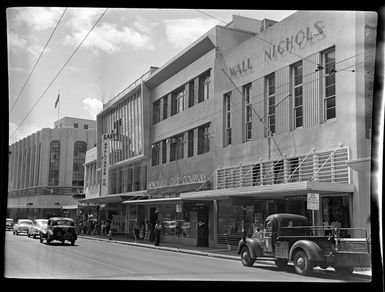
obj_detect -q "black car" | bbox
[40,217,77,245]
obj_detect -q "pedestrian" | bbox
[154,220,162,246]
[106,219,111,235]
[133,222,140,242]
[144,220,150,241]
[139,222,144,240]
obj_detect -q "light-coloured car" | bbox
[13,219,33,235]
[6,218,14,231]
[28,219,48,238]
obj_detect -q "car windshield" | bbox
[19,220,32,225]
[52,220,74,226]
[6,219,14,223]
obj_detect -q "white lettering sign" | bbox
[307,193,319,210]
[148,173,207,189]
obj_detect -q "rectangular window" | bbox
[198,70,210,103]
[153,99,161,124]
[171,87,184,116]
[188,130,194,157]
[163,96,168,120]
[151,142,160,166]
[243,83,252,141]
[84,124,89,129]
[224,92,232,147]
[198,123,210,155]
[323,48,336,120]
[266,74,276,135]
[169,134,184,161]
[74,123,78,128]
[292,62,303,128]
[188,80,195,108]
[162,140,167,164]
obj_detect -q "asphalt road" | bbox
[3,231,370,281]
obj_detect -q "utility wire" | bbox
[9,8,68,114]
[9,8,109,141]
[195,9,230,26]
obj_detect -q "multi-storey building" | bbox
[7,117,96,219]
[81,11,377,248]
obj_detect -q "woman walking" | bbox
[154,220,161,246]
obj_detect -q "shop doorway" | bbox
[197,205,209,247]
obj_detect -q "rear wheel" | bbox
[240,246,255,267]
[293,250,313,276]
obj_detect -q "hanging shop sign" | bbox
[307,193,320,210]
[100,131,117,196]
[264,21,326,62]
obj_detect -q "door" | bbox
[197,205,209,247]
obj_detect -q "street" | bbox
[3,231,370,281]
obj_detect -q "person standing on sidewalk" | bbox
[154,220,162,246]
[133,222,140,242]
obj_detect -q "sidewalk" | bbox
[78,234,372,278]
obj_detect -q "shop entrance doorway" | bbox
[197,205,209,247]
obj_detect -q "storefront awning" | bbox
[180,181,355,201]
[78,191,147,204]
[123,197,181,205]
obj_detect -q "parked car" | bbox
[13,219,33,235]
[40,217,77,245]
[6,218,14,231]
[237,213,371,276]
[28,219,48,238]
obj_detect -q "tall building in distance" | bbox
[7,117,96,219]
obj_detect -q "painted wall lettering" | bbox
[148,173,207,189]
[229,58,253,78]
[264,21,326,62]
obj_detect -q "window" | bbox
[198,70,210,103]
[198,123,210,155]
[188,80,195,108]
[74,123,78,128]
[323,48,336,120]
[188,130,194,157]
[84,124,89,129]
[266,74,276,135]
[151,142,160,166]
[48,141,60,186]
[243,83,252,141]
[162,140,167,164]
[224,92,232,147]
[171,87,185,116]
[72,141,87,186]
[292,62,303,128]
[163,96,168,120]
[169,134,184,161]
[153,99,161,124]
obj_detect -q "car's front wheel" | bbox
[240,246,255,267]
[293,250,313,276]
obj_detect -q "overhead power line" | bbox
[9,8,68,114]
[9,8,109,141]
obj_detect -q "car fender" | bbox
[289,240,325,262]
[238,238,263,259]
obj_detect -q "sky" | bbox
[7,7,296,144]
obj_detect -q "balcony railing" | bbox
[216,148,349,189]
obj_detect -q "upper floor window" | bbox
[292,62,303,128]
[84,124,89,129]
[323,48,336,120]
[198,70,210,103]
[162,140,167,164]
[266,74,276,135]
[74,123,78,128]
[198,123,210,155]
[188,80,195,108]
[169,134,184,161]
[224,92,232,147]
[153,99,161,124]
[48,141,60,186]
[171,87,185,116]
[243,83,252,141]
[72,141,87,186]
[163,96,168,120]
[188,129,194,157]
[151,142,160,166]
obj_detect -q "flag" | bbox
[54,93,60,108]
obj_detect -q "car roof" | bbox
[17,219,33,222]
[48,217,74,221]
[265,213,309,221]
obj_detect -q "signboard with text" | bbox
[100,132,116,196]
[307,193,319,210]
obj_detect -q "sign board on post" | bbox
[176,203,182,213]
[307,193,319,210]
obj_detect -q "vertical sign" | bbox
[307,193,319,210]
[100,137,110,196]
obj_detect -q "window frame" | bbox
[323,48,336,121]
[292,61,303,129]
[266,74,276,135]
[224,92,232,147]
[243,83,252,141]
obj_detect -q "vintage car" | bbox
[13,219,33,235]
[40,217,77,245]
[237,213,371,276]
[6,218,14,231]
[28,219,48,238]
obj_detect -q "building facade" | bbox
[80,11,377,248]
[8,117,96,220]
